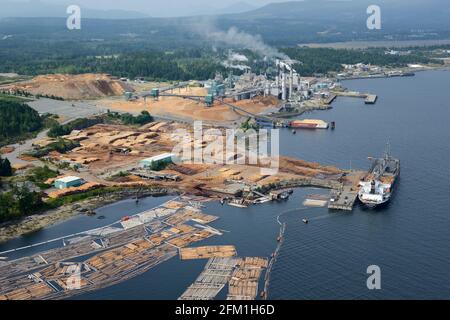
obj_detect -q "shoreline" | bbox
[337,64,449,81]
[299,39,450,49]
[3,66,444,245]
[0,187,175,244]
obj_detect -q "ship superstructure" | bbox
[358,144,400,208]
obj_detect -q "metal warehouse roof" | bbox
[141,153,175,162]
[55,176,82,183]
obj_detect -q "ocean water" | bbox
[1,69,450,299]
[270,68,450,299]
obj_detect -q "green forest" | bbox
[281,47,438,75]
[0,156,12,177]
[0,46,226,81]
[0,43,442,82]
[0,98,43,147]
[0,185,45,223]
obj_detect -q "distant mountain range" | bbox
[1,0,449,46]
[0,0,258,19]
[0,1,149,19]
[216,2,257,15]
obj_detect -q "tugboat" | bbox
[302,219,309,224]
[358,143,400,208]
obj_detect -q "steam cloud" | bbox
[221,61,251,71]
[193,20,289,60]
[229,52,249,62]
[221,51,251,71]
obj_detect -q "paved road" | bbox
[5,129,50,166]
[27,98,104,120]
[3,99,105,166]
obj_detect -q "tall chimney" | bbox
[289,69,293,100]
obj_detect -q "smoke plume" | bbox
[192,19,289,60]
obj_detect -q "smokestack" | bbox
[276,59,280,89]
[289,69,293,100]
[281,72,286,101]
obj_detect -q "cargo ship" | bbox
[358,144,400,208]
[289,119,329,129]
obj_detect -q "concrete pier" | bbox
[365,94,378,104]
[328,185,358,211]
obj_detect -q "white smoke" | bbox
[221,61,251,71]
[193,20,289,60]
[229,52,248,62]
[221,51,251,71]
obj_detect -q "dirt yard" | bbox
[2,74,134,100]
[97,87,279,123]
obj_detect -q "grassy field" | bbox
[0,75,31,86]
[0,93,31,103]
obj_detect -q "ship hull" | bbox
[289,119,329,129]
[290,123,328,129]
[359,172,398,208]
[358,150,400,209]
[358,194,391,208]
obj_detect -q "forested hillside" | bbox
[0,98,43,147]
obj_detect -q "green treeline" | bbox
[105,110,153,126]
[47,117,104,138]
[0,33,445,81]
[0,156,12,177]
[0,47,226,81]
[0,46,440,81]
[0,185,45,223]
[27,139,80,158]
[48,112,155,139]
[282,47,437,75]
[0,99,43,147]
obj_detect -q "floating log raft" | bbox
[179,246,237,260]
[227,257,268,300]
[179,257,240,300]
[0,197,221,300]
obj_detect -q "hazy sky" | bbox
[4,0,305,17]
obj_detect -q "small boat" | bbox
[292,130,296,134]
[253,197,271,204]
[228,200,248,208]
[302,219,309,224]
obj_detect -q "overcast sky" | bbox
[3,0,305,17]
